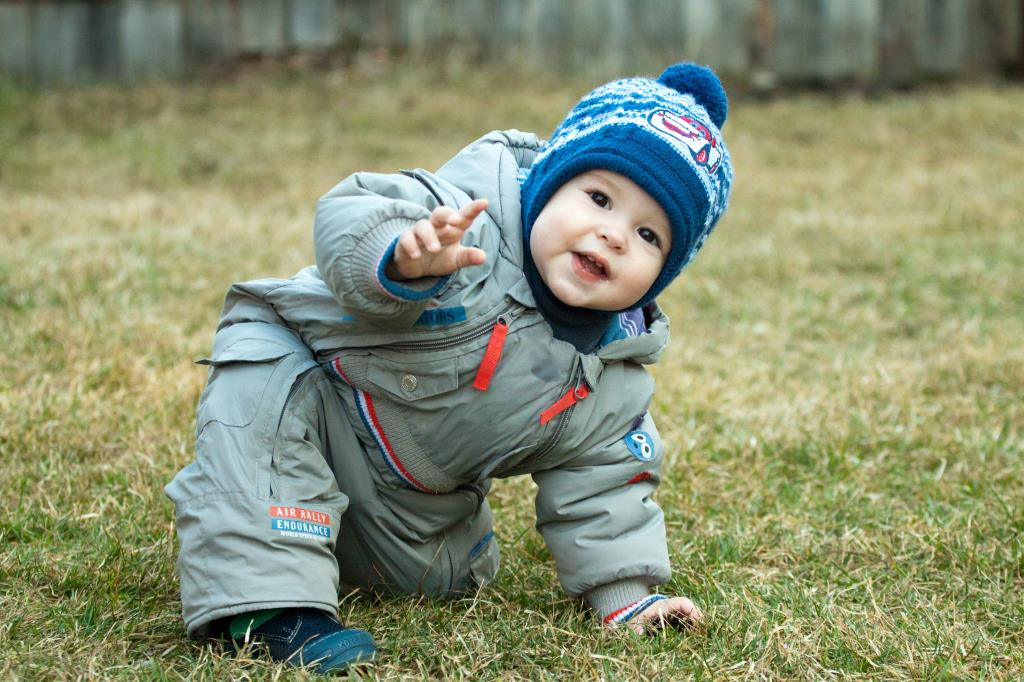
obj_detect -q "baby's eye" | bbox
[588,191,610,209]
[638,227,661,247]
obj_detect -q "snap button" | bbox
[401,374,418,392]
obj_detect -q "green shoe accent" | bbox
[229,608,283,640]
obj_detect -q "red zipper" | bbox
[539,380,590,425]
[472,317,510,391]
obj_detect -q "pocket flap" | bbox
[197,338,294,367]
[365,356,458,401]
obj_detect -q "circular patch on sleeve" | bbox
[624,430,656,461]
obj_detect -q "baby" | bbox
[166,62,733,672]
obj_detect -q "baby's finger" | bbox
[447,199,489,229]
[626,620,646,635]
[655,599,702,631]
[681,601,703,623]
[453,246,487,269]
[433,221,476,247]
[397,228,422,260]
[413,219,442,253]
[429,206,458,230]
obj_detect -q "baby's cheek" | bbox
[535,250,568,281]
[636,257,664,287]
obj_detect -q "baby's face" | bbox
[530,170,671,311]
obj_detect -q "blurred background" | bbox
[2,0,1022,90]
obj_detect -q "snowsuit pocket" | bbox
[365,355,459,402]
[195,337,295,434]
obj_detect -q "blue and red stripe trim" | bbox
[328,357,437,494]
[603,594,667,626]
[331,358,352,385]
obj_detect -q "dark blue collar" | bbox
[522,243,614,354]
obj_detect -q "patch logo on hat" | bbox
[624,430,656,461]
[648,110,723,174]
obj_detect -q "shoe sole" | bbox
[294,629,377,672]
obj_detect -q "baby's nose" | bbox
[598,223,626,251]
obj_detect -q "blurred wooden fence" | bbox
[1,0,1021,88]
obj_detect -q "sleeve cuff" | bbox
[373,235,452,302]
[583,578,655,622]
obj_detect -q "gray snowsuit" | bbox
[166,130,673,637]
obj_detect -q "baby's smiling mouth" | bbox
[573,252,608,281]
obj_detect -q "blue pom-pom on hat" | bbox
[520,62,734,310]
[657,63,728,128]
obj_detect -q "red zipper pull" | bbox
[472,317,510,391]
[539,379,590,425]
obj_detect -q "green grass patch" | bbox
[1,64,1022,679]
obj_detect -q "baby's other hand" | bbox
[388,199,489,280]
[622,596,703,634]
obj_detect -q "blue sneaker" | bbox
[229,608,376,673]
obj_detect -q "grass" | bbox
[1,62,1022,679]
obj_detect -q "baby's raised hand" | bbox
[387,199,489,280]
[621,596,703,634]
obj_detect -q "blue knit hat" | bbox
[521,63,734,309]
